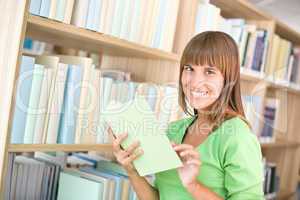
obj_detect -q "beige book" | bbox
[162,0,180,51]
[33,56,59,144]
[49,0,58,19]
[140,0,154,45]
[81,69,101,144]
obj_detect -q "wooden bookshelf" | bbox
[1,0,300,198]
[8,144,113,153]
[26,15,180,62]
[260,140,300,149]
[277,189,295,200]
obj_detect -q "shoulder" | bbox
[215,117,258,144]
[216,117,262,166]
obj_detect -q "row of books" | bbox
[266,35,300,85]
[11,54,184,144]
[29,0,179,52]
[4,152,141,200]
[263,159,279,199]
[242,95,283,143]
[260,98,280,143]
[194,2,300,88]
[194,2,269,75]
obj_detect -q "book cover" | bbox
[100,95,182,176]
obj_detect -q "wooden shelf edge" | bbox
[277,189,295,200]
[275,19,300,45]
[261,140,300,149]
[26,15,180,62]
[210,0,273,20]
[8,144,113,153]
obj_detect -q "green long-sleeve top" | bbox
[154,116,264,200]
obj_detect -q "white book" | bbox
[111,0,125,37]
[24,64,45,144]
[98,76,113,143]
[98,0,109,33]
[34,56,60,144]
[128,0,143,42]
[45,63,68,144]
[71,0,89,28]
[103,0,116,34]
[146,0,160,47]
[119,0,134,40]
[33,68,53,144]
[63,0,75,24]
[140,0,155,46]
[48,0,58,19]
[161,0,180,51]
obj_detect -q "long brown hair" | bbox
[178,31,247,127]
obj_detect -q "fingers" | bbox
[179,149,199,160]
[120,149,144,168]
[173,144,194,152]
[126,140,141,155]
[112,132,128,153]
[186,159,201,166]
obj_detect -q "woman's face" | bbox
[181,64,224,111]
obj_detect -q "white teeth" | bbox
[191,91,208,97]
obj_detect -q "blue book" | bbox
[86,0,103,31]
[11,56,35,143]
[54,0,66,22]
[39,0,51,17]
[23,38,33,50]
[57,171,103,200]
[58,65,83,144]
[93,0,103,31]
[29,0,42,15]
[152,0,167,48]
[23,64,45,144]
[80,167,123,200]
[86,0,98,31]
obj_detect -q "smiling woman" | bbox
[111,31,264,200]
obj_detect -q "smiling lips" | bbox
[190,90,209,98]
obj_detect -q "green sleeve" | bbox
[222,129,264,200]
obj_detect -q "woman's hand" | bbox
[173,143,201,188]
[109,127,144,176]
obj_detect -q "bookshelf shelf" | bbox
[277,189,295,200]
[260,140,300,149]
[8,144,113,153]
[26,15,180,62]
[275,20,300,45]
[210,0,272,20]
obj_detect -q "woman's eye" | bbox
[206,69,216,75]
[183,65,193,71]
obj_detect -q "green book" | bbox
[101,95,183,176]
[57,171,103,200]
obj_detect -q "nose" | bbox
[189,72,207,89]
